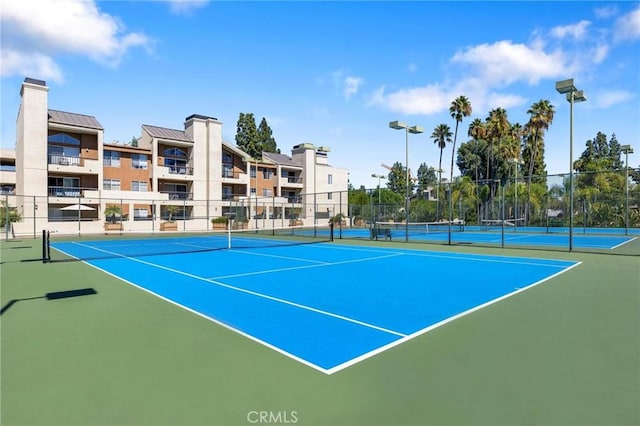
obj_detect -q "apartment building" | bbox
[9,77,348,236]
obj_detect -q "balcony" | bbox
[48,154,100,174]
[47,186,99,199]
[221,168,249,184]
[155,164,195,180]
[168,165,194,175]
[162,191,193,201]
[280,175,303,188]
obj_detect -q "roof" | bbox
[24,77,46,86]
[48,109,103,130]
[142,125,193,142]
[263,152,302,168]
[221,140,250,159]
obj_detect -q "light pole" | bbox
[371,173,386,205]
[621,144,635,235]
[556,78,586,252]
[508,158,524,230]
[389,121,424,242]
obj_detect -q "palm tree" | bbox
[524,99,555,223]
[468,118,487,221]
[431,123,453,221]
[449,96,472,185]
[486,108,510,182]
[104,205,122,224]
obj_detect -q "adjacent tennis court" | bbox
[335,221,638,250]
[50,233,579,373]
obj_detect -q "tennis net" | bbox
[43,225,333,263]
[375,221,465,236]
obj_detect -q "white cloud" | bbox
[368,84,450,115]
[550,20,591,40]
[1,49,63,82]
[594,90,635,108]
[594,5,618,19]
[0,0,151,79]
[331,70,364,99]
[343,76,364,99]
[451,40,570,86]
[591,44,609,64]
[167,0,209,15]
[614,7,640,41]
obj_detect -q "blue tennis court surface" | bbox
[335,226,637,249]
[52,237,580,374]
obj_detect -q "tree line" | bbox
[351,96,638,227]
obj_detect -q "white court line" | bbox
[294,240,575,268]
[325,260,583,375]
[610,236,637,250]
[58,240,582,375]
[209,252,405,280]
[67,241,407,340]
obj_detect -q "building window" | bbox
[262,188,273,197]
[222,186,233,200]
[132,154,148,169]
[328,192,333,200]
[133,208,150,220]
[132,181,148,192]
[263,169,273,179]
[164,148,188,173]
[222,165,234,178]
[48,177,80,197]
[250,166,257,178]
[103,179,121,191]
[164,147,186,157]
[250,187,257,195]
[48,133,80,145]
[328,174,333,184]
[104,151,120,167]
[222,152,232,164]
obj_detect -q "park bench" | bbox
[370,227,392,241]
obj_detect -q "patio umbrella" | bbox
[60,204,96,211]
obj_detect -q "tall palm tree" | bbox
[524,99,555,223]
[468,118,486,221]
[486,108,510,181]
[449,95,473,184]
[431,123,453,221]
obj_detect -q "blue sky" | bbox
[1,0,639,188]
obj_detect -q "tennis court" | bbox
[50,232,579,373]
[2,231,638,426]
[335,222,637,250]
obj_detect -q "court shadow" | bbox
[0,288,97,316]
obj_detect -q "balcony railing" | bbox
[222,193,247,201]
[168,165,194,175]
[222,170,244,179]
[162,191,193,200]
[49,154,81,166]
[48,186,97,197]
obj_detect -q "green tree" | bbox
[386,161,414,196]
[235,113,260,157]
[257,117,280,154]
[524,100,555,182]
[236,113,280,158]
[0,201,21,228]
[416,163,437,197]
[431,123,453,221]
[449,95,472,184]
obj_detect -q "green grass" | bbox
[1,238,638,426]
